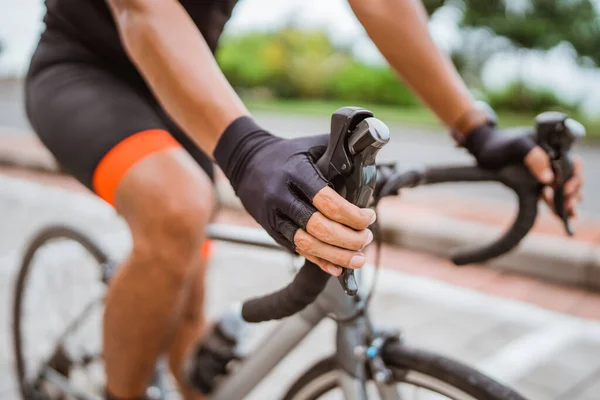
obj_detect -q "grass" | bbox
[244,97,600,140]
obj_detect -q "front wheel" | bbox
[284,343,527,400]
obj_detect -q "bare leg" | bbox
[167,249,209,400]
[103,148,216,398]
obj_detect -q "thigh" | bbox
[25,59,214,206]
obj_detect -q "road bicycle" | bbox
[12,108,584,400]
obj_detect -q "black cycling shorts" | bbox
[25,32,215,207]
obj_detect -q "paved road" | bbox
[1,79,599,217]
[0,79,29,135]
[2,175,600,399]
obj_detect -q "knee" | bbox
[132,182,215,267]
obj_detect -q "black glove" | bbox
[214,116,330,252]
[463,122,536,169]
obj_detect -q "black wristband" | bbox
[463,122,537,168]
[213,116,275,188]
[463,123,495,156]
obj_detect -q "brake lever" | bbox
[316,107,390,296]
[534,112,586,236]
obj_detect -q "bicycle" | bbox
[12,108,584,400]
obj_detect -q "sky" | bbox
[1,0,600,115]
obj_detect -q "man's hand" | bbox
[213,117,374,277]
[296,187,375,277]
[525,148,584,218]
[464,123,584,220]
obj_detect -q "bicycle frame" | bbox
[207,224,400,400]
[21,224,398,400]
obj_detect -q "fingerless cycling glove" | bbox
[214,116,330,252]
[464,122,536,169]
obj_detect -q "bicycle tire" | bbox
[283,343,528,400]
[12,225,111,399]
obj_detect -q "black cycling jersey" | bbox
[43,0,237,64]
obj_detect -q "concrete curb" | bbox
[3,150,600,290]
[216,178,600,290]
[381,210,600,288]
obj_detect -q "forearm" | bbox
[107,0,248,153]
[349,0,487,133]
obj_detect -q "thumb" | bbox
[524,146,554,185]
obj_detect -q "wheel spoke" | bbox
[56,298,104,345]
[44,367,103,400]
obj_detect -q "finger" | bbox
[294,229,366,269]
[564,190,583,208]
[524,146,554,185]
[566,193,583,216]
[572,155,584,177]
[306,211,373,251]
[564,178,582,198]
[296,249,342,277]
[564,157,584,196]
[542,186,554,212]
[568,205,578,219]
[313,186,376,230]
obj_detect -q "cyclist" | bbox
[25,0,584,399]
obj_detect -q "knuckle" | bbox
[346,235,365,251]
[321,198,341,219]
[310,218,330,241]
[294,233,313,253]
[355,217,370,230]
[335,252,352,267]
[316,260,330,272]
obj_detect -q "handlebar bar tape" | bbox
[427,165,540,265]
[423,166,497,184]
[378,166,496,198]
[451,185,538,264]
[241,261,330,323]
[385,165,541,266]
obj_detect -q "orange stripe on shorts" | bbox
[93,129,181,206]
[200,240,213,260]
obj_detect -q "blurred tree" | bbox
[420,0,598,113]
[218,28,352,99]
[486,81,581,113]
[422,0,446,15]
[217,28,419,106]
[423,0,600,65]
[462,0,600,65]
[460,0,598,112]
[325,61,419,106]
